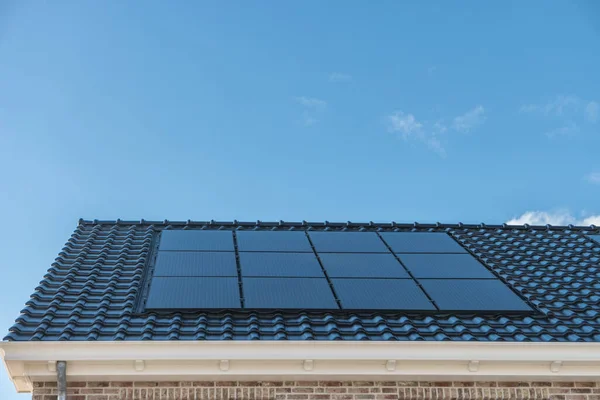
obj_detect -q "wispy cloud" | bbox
[545,121,579,138]
[586,101,599,123]
[386,105,486,157]
[585,172,600,185]
[386,112,445,157]
[295,96,327,110]
[521,95,598,137]
[295,96,327,127]
[329,72,352,83]
[520,95,580,116]
[453,105,486,133]
[506,210,600,226]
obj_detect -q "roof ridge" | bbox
[77,218,598,231]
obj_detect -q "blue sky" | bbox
[1,1,600,397]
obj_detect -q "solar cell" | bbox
[319,253,410,278]
[236,230,312,252]
[397,253,495,279]
[419,279,531,311]
[308,231,389,253]
[332,279,435,310]
[153,251,238,277]
[239,252,324,277]
[159,230,234,251]
[146,277,241,309]
[243,277,338,309]
[380,232,466,253]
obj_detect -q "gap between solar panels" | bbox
[143,229,533,313]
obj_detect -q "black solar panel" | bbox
[319,253,410,278]
[145,228,531,313]
[419,279,531,311]
[332,279,435,310]
[236,230,312,252]
[397,253,495,279]
[159,230,234,251]
[153,251,238,277]
[309,231,389,253]
[243,277,338,309]
[239,252,324,277]
[380,232,466,253]
[146,277,241,309]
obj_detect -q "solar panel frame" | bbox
[419,279,532,312]
[380,232,467,253]
[397,253,496,279]
[332,278,435,311]
[308,231,390,253]
[153,251,238,277]
[159,230,235,251]
[243,277,339,309]
[236,230,313,252]
[319,253,410,278]
[239,252,325,278]
[146,277,241,309]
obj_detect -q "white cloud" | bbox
[520,95,580,117]
[386,112,445,157]
[585,101,599,123]
[507,210,600,226]
[387,112,423,137]
[520,95,598,137]
[329,73,352,83]
[386,106,485,157]
[545,121,579,138]
[295,96,327,110]
[585,172,600,184]
[453,105,486,133]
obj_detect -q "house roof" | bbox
[4,219,600,342]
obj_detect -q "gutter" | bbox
[3,341,600,393]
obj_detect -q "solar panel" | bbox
[332,279,435,310]
[243,277,338,309]
[153,251,238,277]
[239,252,324,277]
[159,230,234,251]
[397,253,495,279]
[308,231,389,253]
[146,277,241,309]
[319,253,410,278]
[236,230,312,252]
[419,279,531,311]
[380,232,466,253]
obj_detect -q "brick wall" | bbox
[30,380,600,400]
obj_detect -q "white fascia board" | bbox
[3,341,600,393]
[3,341,600,362]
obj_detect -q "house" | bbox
[2,219,600,400]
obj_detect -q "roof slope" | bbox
[4,220,600,342]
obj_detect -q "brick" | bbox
[298,381,320,387]
[88,382,110,388]
[66,396,86,400]
[353,381,375,386]
[497,381,531,387]
[80,388,105,394]
[110,381,133,387]
[193,381,216,387]
[553,382,577,387]
[575,382,596,387]
[309,395,331,400]
[396,381,419,387]
[320,381,343,387]
[287,395,310,400]
[293,387,316,393]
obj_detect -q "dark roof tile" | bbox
[4,220,600,341]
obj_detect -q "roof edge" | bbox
[4,341,600,392]
[77,218,598,231]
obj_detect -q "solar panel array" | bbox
[145,230,532,312]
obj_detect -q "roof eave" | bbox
[3,341,600,393]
